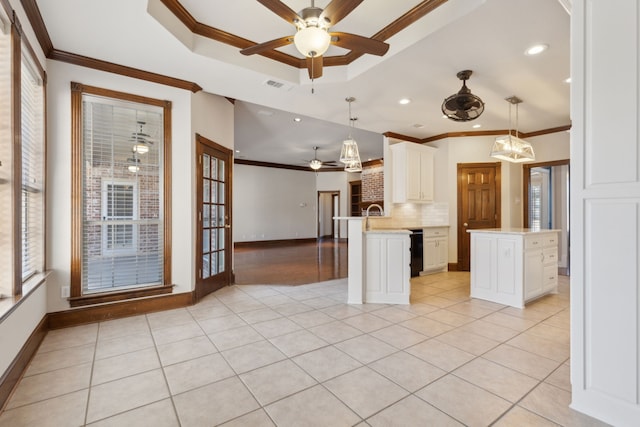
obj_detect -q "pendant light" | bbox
[490,96,535,163]
[339,97,362,172]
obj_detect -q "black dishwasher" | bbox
[409,229,423,277]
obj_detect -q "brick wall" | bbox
[362,164,383,202]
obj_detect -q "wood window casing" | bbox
[4,11,47,298]
[70,82,172,307]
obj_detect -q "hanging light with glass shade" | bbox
[490,96,535,163]
[339,97,362,172]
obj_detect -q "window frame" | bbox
[70,82,172,307]
[4,12,47,298]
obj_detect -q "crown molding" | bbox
[235,158,345,172]
[20,0,202,92]
[386,124,572,144]
[160,0,449,70]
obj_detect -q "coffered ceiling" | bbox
[32,0,571,166]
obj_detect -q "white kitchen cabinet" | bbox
[390,142,436,203]
[468,228,559,308]
[422,227,448,274]
[364,230,411,304]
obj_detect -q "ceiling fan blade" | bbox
[320,0,364,26]
[456,109,470,120]
[306,55,323,79]
[444,98,459,112]
[463,100,481,110]
[257,0,302,24]
[330,32,389,56]
[240,36,293,56]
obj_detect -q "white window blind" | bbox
[81,95,164,294]
[21,51,44,282]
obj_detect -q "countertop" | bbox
[364,229,412,235]
[371,225,449,230]
[467,228,560,235]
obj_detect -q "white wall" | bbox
[233,164,317,242]
[570,1,640,425]
[0,284,47,378]
[191,92,234,149]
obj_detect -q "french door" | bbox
[196,134,232,300]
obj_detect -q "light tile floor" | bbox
[0,273,611,426]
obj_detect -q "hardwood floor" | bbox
[233,239,348,285]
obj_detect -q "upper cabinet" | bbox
[390,142,436,203]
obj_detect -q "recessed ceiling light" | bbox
[368,158,373,161]
[293,117,302,122]
[564,77,571,83]
[525,44,549,56]
[235,149,240,153]
[398,98,411,105]
[472,124,482,129]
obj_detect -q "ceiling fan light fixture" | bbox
[132,143,149,154]
[127,157,141,173]
[309,158,323,170]
[294,26,331,57]
[490,96,535,163]
[441,70,485,122]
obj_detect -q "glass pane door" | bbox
[196,136,232,299]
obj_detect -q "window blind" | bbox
[81,95,164,294]
[21,51,44,282]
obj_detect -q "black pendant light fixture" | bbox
[441,70,485,122]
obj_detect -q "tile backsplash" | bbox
[368,202,449,228]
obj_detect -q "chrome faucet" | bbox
[365,203,384,231]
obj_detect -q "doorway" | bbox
[523,159,570,275]
[318,191,340,239]
[195,134,233,300]
[457,163,501,271]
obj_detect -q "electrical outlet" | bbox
[61,286,70,298]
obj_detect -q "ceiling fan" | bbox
[305,146,338,170]
[240,0,390,80]
[441,70,485,122]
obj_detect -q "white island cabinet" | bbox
[365,230,411,304]
[468,228,559,308]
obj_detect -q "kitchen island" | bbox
[468,228,560,308]
[334,217,411,304]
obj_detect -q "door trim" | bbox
[317,191,340,238]
[195,134,233,301]
[456,162,501,270]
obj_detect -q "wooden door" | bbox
[457,163,500,271]
[196,134,232,300]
